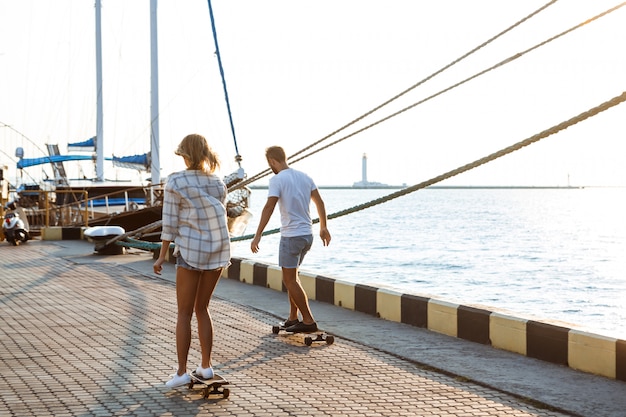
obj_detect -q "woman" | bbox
[153,134,231,388]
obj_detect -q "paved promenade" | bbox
[1,239,625,416]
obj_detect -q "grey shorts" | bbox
[279,235,313,268]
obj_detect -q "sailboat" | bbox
[13,0,251,240]
[11,0,159,235]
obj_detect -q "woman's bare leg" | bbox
[195,268,221,369]
[174,266,201,375]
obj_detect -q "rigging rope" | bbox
[130,91,625,250]
[231,0,561,191]
[116,4,626,250]
[286,2,626,167]
[207,0,242,167]
[0,122,43,185]
[231,91,626,242]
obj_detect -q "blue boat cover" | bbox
[67,137,96,152]
[112,153,150,171]
[17,155,94,169]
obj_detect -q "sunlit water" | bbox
[231,187,626,339]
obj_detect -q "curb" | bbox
[226,257,626,382]
[41,226,86,240]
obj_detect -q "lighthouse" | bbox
[353,153,391,188]
[361,153,368,184]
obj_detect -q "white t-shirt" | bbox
[268,168,316,237]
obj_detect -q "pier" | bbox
[1,238,624,416]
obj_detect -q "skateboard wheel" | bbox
[325,335,335,345]
[272,325,280,334]
[223,388,230,398]
[304,336,313,346]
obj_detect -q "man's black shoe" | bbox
[285,321,318,333]
[282,318,300,328]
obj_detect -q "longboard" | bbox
[272,321,335,346]
[187,371,230,398]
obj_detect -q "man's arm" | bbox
[311,189,331,246]
[250,196,278,253]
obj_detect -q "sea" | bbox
[231,187,626,339]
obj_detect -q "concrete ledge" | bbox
[428,299,458,337]
[458,305,491,344]
[239,259,255,284]
[334,280,356,310]
[230,257,626,382]
[527,320,569,365]
[401,293,429,327]
[490,312,527,355]
[266,265,283,291]
[41,227,86,240]
[315,275,335,304]
[569,330,616,378]
[377,288,402,322]
[299,270,317,300]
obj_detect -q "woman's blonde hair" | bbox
[175,134,220,173]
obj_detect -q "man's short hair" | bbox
[265,146,286,163]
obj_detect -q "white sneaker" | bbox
[195,365,214,379]
[165,372,191,388]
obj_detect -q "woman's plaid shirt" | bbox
[161,170,231,270]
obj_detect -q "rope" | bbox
[102,219,163,247]
[116,237,162,251]
[129,90,625,248]
[118,4,626,248]
[231,91,626,242]
[231,1,625,191]
[288,2,626,166]
[230,0,560,191]
[207,0,242,166]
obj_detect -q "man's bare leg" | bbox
[282,267,314,324]
[287,292,299,322]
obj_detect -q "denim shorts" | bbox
[176,255,202,271]
[176,254,224,272]
[279,235,313,268]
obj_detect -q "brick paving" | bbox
[0,242,572,416]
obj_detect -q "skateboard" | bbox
[272,321,335,346]
[187,371,230,398]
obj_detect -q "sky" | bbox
[1,0,625,187]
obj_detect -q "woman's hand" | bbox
[153,258,164,275]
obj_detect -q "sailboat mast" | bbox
[150,0,160,186]
[95,0,104,182]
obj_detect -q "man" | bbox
[251,146,331,333]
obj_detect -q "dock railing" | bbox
[20,185,164,235]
